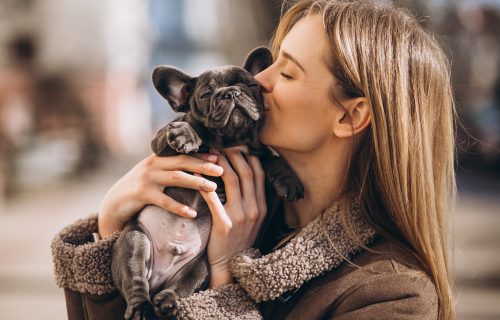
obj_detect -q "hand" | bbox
[98,153,224,237]
[198,147,267,288]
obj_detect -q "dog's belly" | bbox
[137,193,211,292]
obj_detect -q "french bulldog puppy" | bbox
[111,47,304,320]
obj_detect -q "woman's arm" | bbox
[51,149,267,319]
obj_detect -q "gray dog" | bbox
[111,47,304,320]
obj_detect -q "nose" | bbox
[254,67,273,93]
[223,89,241,100]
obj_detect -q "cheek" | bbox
[259,87,333,150]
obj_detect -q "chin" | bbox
[258,122,294,153]
[259,131,286,156]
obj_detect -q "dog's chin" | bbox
[215,108,260,136]
[229,108,253,127]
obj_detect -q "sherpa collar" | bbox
[229,196,377,302]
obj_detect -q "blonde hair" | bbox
[270,1,456,319]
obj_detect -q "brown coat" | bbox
[51,198,438,319]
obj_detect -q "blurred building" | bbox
[0,0,280,202]
[0,0,152,199]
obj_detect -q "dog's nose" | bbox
[223,90,241,100]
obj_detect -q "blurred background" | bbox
[0,0,498,319]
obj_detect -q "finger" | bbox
[224,145,248,154]
[149,154,223,177]
[191,153,219,163]
[151,170,217,192]
[199,190,232,231]
[224,149,258,220]
[247,155,267,242]
[247,154,267,219]
[146,189,198,218]
[216,154,242,204]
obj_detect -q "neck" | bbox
[277,142,351,228]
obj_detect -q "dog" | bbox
[111,47,304,320]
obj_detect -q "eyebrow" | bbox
[282,50,306,74]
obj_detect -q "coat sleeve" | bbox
[328,272,439,320]
[51,215,262,320]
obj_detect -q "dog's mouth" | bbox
[227,108,255,128]
[206,90,262,130]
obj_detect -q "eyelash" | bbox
[280,72,294,80]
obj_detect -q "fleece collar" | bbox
[229,196,377,302]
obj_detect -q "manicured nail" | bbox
[210,165,223,175]
[203,180,217,189]
[206,154,218,162]
[183,207,197,217]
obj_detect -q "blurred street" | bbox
[0,155,141,319]
[0,156,498,319]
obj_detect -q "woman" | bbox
[51,0,456,319]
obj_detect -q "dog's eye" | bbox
[200,91,212,99]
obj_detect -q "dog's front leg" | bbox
[256,146,304,201]
[166,121,203,154]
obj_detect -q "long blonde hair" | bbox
[270,1,456,319]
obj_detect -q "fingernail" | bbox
[210,165,223,175]
[206,154,218,162]
[183,207,197,217]
[204,180,218,190]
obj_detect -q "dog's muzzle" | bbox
[207,88,260,129]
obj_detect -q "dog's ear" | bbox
[152,66,196,113]
[243,47,273,75]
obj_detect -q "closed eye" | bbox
[200,91,212,99]
[280,72,294,80]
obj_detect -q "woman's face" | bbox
[255,14,339,153]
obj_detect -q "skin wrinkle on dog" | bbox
[111,47,304,320]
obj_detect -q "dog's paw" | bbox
[153,290,179,320]
[125,301,154,320]
[272,174,304,201]
[166,122,202,154]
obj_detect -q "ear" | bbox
[152,66,196,113]
[242,46,273,75]
[332,97,371,138]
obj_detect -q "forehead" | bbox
[198,66,252,86]
[281,15,329,72]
